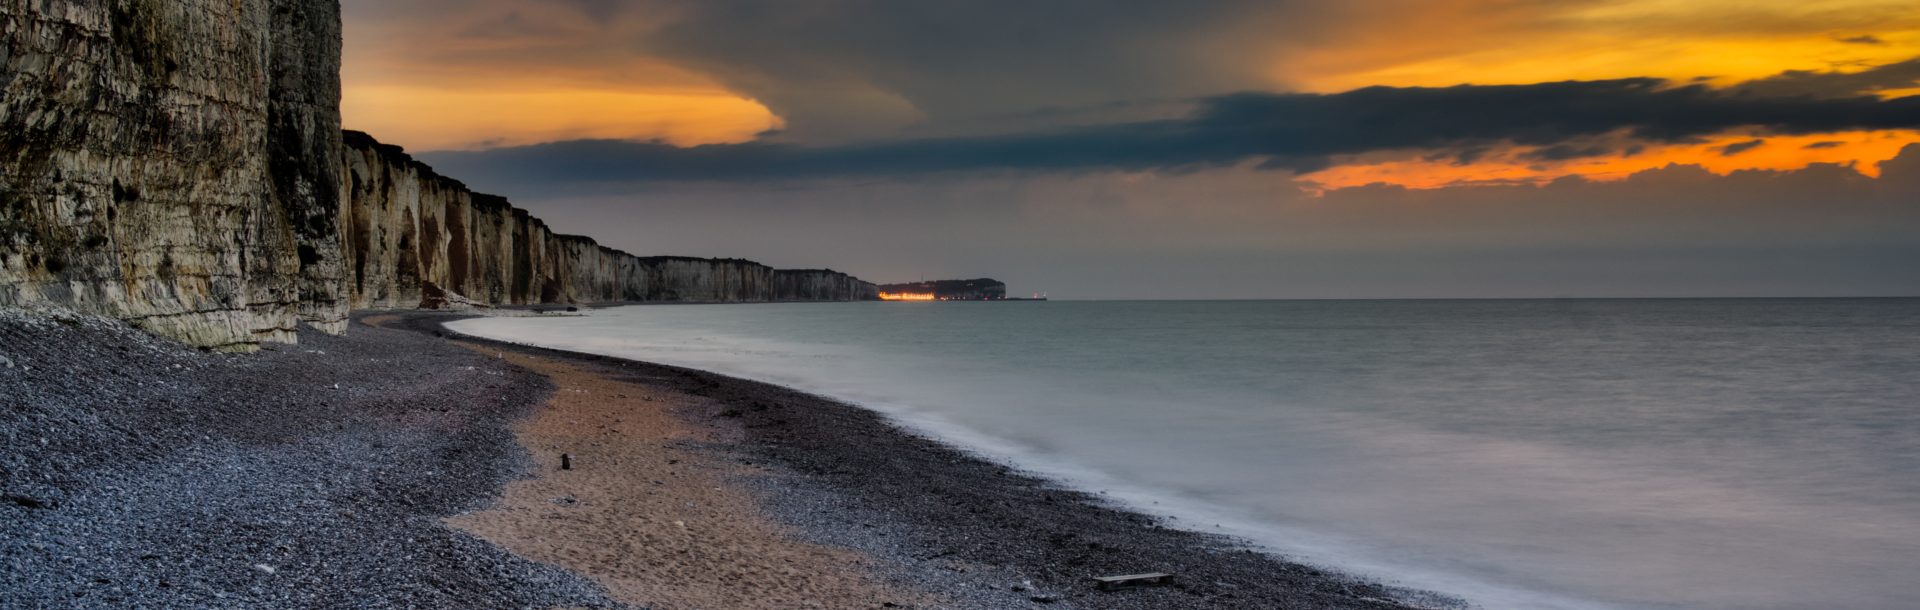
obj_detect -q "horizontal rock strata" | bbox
[0,0,343,350]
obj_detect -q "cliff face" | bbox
[0,2,876,351]
[774,268,882,302]
[0,0,343,349]
[338,132,879,309]
[271,0,351,335]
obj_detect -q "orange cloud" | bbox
[1274,0,1920,191]
[1274,0,1920,92]
[341,2,780,151]
[342,85,781,151]
[1301,130,1920,191]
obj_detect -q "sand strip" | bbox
[444,346,924,610]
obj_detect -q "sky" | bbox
[339,0,1920,298]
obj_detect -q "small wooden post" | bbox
[561,453,573,470]
[1092,573,1173,591]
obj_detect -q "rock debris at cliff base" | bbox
[0,309,615,608]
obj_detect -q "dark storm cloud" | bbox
[421,75,1920,190]
[626,0,1278,139]
[1836,34,1886,45]
[1804,140,1847,149]
[1521,143,1615,162]
[457,11,576,39]
[560,0,628,20]
[1729,57,1920,98]
[520,145,1920,299]
[1718,139,1766,156]
[1424,146,1495,166]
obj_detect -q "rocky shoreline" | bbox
[0,309,611,608]
[2,308,1437,609]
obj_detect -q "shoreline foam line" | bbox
[443,306,1632,610]
[424,312,1443,606]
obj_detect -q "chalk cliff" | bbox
[0,1,875,351]
[338,131,878,309]
[0,0,344,349]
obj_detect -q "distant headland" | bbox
[877,278,1046,301]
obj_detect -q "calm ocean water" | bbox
[450,299,1920,609]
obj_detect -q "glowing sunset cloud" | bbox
[342,86,781,151]
[1302,130,1920,191]
[340,0,783,150]
[1241,0,1920,188]
[1277,0,1920,92]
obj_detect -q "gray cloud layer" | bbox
[1731,58,1920,98]
[506,147,1920,298]
[421,73,1920,192]
[348,0,1630,141]
[630,0,1277,139]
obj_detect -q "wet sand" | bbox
[407,312,1430,610]
[440,345,921,609]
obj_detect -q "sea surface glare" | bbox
[451,299,1920,610]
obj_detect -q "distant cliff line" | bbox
[336,130,879,318]
[876,278,1009,301]
[0,0,875,351]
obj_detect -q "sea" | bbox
[448,298,1920,610]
